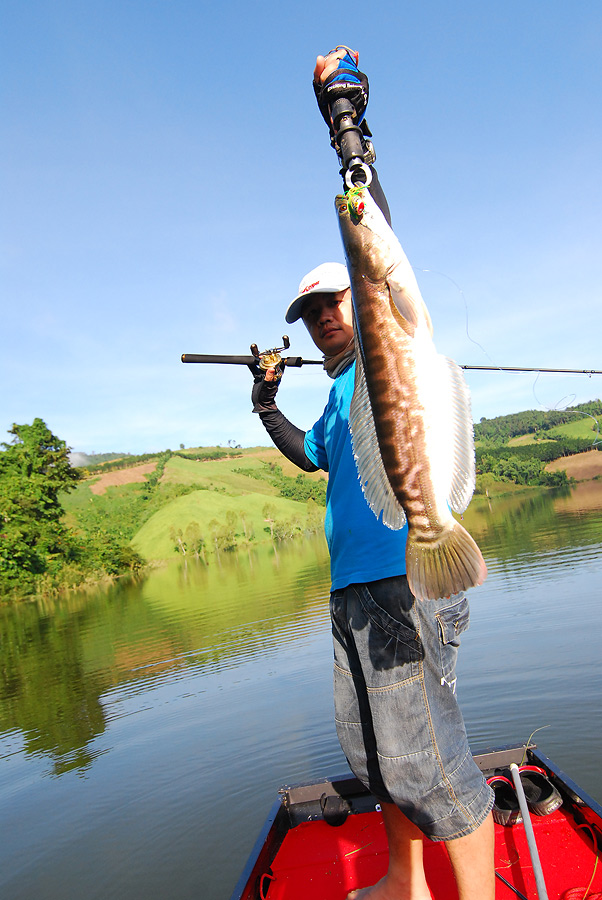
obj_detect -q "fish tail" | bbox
[406,521,488,601]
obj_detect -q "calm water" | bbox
[1,483,602,899]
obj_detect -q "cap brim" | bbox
[285,295,310,324]
[285,282,350,324]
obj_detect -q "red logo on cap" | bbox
[301,280,320,294]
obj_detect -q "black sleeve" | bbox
[368,167,392,226]
[258,407,319,473]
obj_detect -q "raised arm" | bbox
[251,368,318,472]
[313,46,392,225]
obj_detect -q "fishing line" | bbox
[416,267,602,448]
[415,267,497,366]
[530,373,602,449]
[520,726,551,766]
[343,183,367,219]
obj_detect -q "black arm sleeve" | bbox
[368,167,392,226]
[258,407,319,472]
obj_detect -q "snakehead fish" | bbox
[336,187,487,601]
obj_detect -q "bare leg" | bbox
[445,811,495,900]
[347,805,495,900]
[347,802,431,900]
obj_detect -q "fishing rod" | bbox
[181,353,323,368]
[182,343,601,379]
[459,365,602,376]
[181,336,322,379]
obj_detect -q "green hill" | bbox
[132,489,315,560]
[4,410,602,601]
[507,415,599,446]
[63,447,327,565]
[473,400,601,492]
[548,416,601,441]
[475,399,602,445]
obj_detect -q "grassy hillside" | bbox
[472,399,602,492]
[64,447,327,565]
[548,416,601,441]
[8,406,602,600]
[132,489,316,560]
[475,398,601,445]
[66,423,602,567]
[161,453,280,494]
[508,415,599,446]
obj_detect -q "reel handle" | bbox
[250,336,291,380]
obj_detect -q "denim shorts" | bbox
[330,575,494,841]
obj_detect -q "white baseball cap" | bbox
[285,262,350,324]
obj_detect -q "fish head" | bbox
[336,190,394,285]
[336,189,433,338]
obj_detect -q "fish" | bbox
[336,187,487,601]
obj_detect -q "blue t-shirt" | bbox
[304,362,408,590]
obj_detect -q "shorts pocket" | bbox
[356,580,424,670]
[435,596,470,689]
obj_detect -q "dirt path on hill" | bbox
[89,462,157,495]
[546,448,602,481]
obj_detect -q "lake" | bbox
[1,482,601,899]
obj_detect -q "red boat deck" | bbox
[262,806,602,900]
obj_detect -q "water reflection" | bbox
[0,535,331,776]
[463,483,602,562]
[1,487,601,780]
[0,485,601,900]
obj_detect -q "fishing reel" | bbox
[250,336,290,381]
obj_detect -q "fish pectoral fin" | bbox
[387,258,433,336]
[349,343,407,530]
[387,287,419,336]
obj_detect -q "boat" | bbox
[230,744,602,900]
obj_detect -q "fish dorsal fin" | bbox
[349,338,407,531]
[419,348,476,514]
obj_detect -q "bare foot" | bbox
[346,875,432,900]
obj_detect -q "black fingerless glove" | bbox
[313,48,369,137]
[251,376,280,414]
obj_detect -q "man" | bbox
[251,49,495,900]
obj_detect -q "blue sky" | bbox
[3,0,601,454]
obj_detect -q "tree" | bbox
[263,503,276,539]
[170,526,187,556]
[185,521,207,563]
[0,419,81,591]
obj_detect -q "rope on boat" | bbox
[259,872,275,900]
[575,823,600,900]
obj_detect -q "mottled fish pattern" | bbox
[337,188,487,601]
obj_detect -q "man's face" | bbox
[301,289,354,356]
